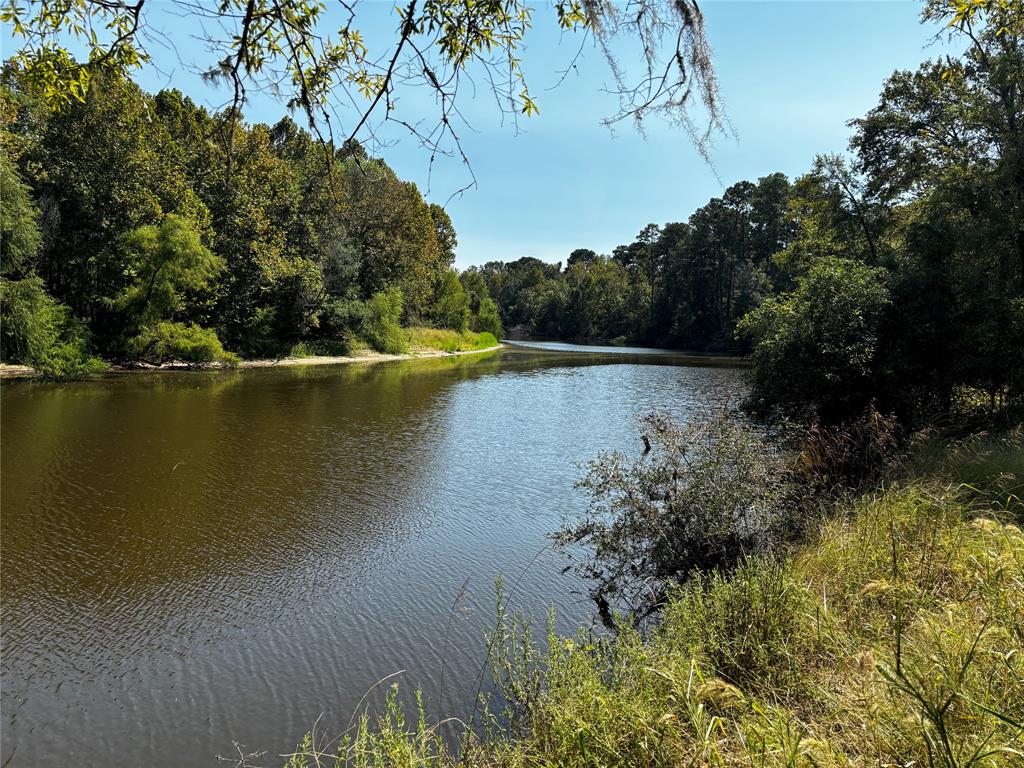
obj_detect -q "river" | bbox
[0,342,746,767]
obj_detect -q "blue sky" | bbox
[3,2,956,268]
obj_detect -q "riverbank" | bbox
[0,363,36,379]
[0,344,504,380]
[283,429,1024,767]
[240,344,503,369]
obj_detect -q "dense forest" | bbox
[476,170,790,350]
[0,67,502,376]
[477,0,1023,426]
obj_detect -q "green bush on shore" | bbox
[126,322,239,366]
[287,338,362,358]
[0,276,105,379]
[364,289,409,355]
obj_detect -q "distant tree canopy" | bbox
[479,171,793,347]
[482,0,1024,425]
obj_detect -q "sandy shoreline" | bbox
[0,345,504,380]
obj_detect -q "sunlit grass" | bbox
[405,327,499,353]
[283,432,1024,767]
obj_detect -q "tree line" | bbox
[475,168,790,349]
[479,0,1023,426]
[0,65,502,376]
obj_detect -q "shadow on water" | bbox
[1,345,747,767]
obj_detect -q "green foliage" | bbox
[458,267,504,337]
[317,297,367,340]
[0,66,480,364]
[472,296,503,338]
[739,257,892,421]
[206,120,324,350]
[363,288,408,355]
[116,215,223,326]
[0,157,102,378]
[472,0,1023,426]
[338,158,445,317]
[8,68,212,347]
[480,173,790,348]
[556,411,793,619]
[429,203,458,266]
[126,321,238,366]
[405,326,498,352]
[479,442,1024,768]
[431,268,470,331]
[0,151,41,275]
[0,275,104,378]
[474,331,499,349]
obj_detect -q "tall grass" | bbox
[909,427,1024,515]
[406,327,498,353]
[481,480,1023,767]
[281,686,453,768]
[281,433,1023,767]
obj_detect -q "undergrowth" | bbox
[281,430,1024,767]
[288,338,360,358]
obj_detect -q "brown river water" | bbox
[1,342,745,766]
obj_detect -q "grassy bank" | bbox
[0,329,502,379]
[406,327,499,353]
[256,327,499,364]
[283,430,1023,767]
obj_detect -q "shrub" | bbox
[0,276,105,378]
[127,321,238,365]
[555,410,794,621]
[115,215,223,324]
[471,296,503,338]
[738,257,891,422]
[288,338,353,358]
[364,288,408,354]
[432,268,470,331]
[231,306,285,358]
[317,296,367,341]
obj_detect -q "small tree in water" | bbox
[556,411,792,624]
